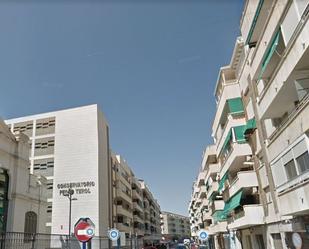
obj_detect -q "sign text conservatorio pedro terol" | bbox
[57,181,95,195]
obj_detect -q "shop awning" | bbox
[223,190,243,215]
[218,172,229,192]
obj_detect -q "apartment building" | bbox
[112,154,134,236]
[132,175,145,237]
[111,154,162,242]
[139,180,162,243]
[189,1,309,248]
[0,118,48,233]
[160,211,191,240]
[239,0,309,248]
[5,105,112,237]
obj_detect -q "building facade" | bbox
[160,211,191,241]
[5,104,162,245]
[111,154,162,242]
[112,154,134,236]
[189,1,309,248]
[6,105,112,236]
[0,118,48,234]
[139,180,162,243]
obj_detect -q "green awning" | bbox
[234,125,247,143]
[227,97,244,115]
[244,118,257,136]
[221,129,233,154]
[212,210,227,223]
[218,172,229,192]
[223,191,243,215]
[258,29,280,80]
[246,0,264,45]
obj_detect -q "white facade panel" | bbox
[281,1,300,45]
[271,159,287,188]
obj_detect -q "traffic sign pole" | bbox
[117,237,120,249]
[82,242,87,249]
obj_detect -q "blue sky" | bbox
[0,0,243,216]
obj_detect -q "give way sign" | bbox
[74,218,95,243]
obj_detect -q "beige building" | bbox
[160,211,190,240]
[112,154,134,236]
[189,0,309,248]
[132,175,145,237]
[111,154,162,242]
[139,180,162,243]
[0,118,48,234]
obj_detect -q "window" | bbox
[284,159,298,180]
[0,169,9,233]
[296,152,309,174]
[255,234,265,249]
[24,211,37,235]
[272,234,283,249]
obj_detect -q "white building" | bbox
[189,1,309,248]
[5,104,112,236]
[0,118,48,233]
[160,211,191,240]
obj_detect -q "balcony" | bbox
[133,214,144,224]
[201,199,208,209]
[207,182,219,200]
[210,200,225,215]
[270,134,309,215]
[219,142,252,179]
[116,189,132,204]
[133,202,144,213]
[115,222,132,233]
[197,171,206,187]
[134,227,144,236]
[228,171,258,198]
[201,145,217,171]
[132,189,143,200]
[213,84,242,135]
[214,104,246,150]
[205,163,220,183]
[116,205,133,219]
[227,204,264,230]
[277,178,309,216]
[257,10,309,120]
[241,0,274,47]
[209,221,228,234]
[198,186,207,199]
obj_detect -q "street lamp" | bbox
[63,188,77,237]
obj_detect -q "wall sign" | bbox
[57,181,96,195]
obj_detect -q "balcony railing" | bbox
[268,93,309,143]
